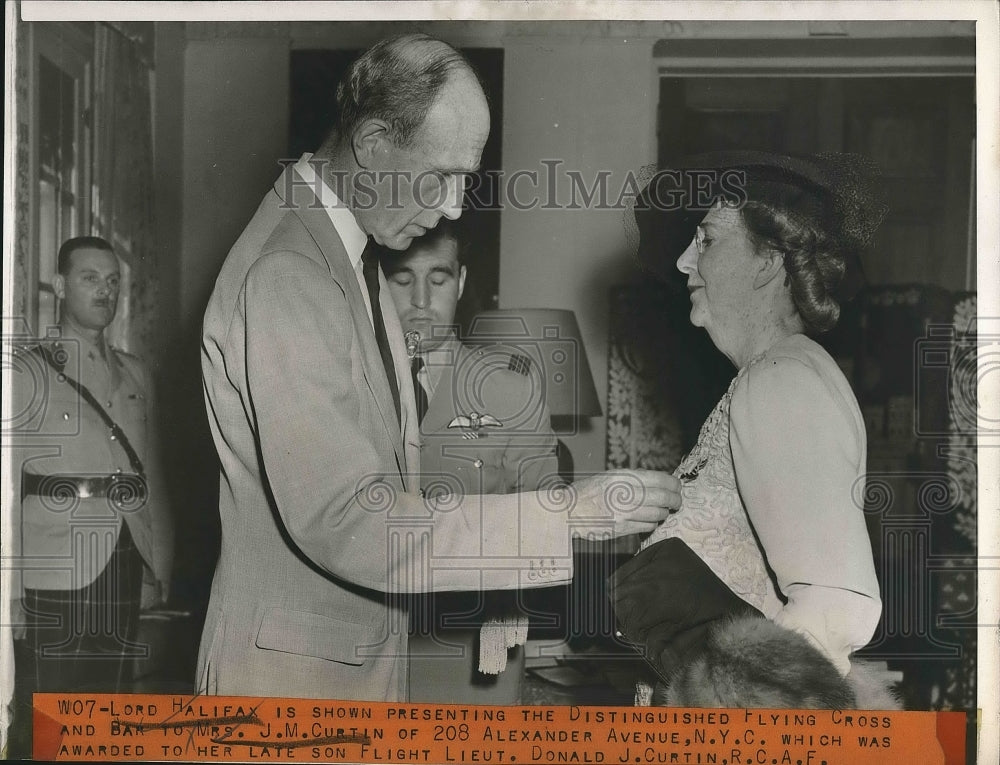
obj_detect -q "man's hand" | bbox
[571,470,681,538]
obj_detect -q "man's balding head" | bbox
[330,34,491,251]
[334,34,482,150]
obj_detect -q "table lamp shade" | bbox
[466,309,603,417]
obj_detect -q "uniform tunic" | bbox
[9,329,173,695]
[408,336,559,703]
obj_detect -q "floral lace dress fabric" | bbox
[634,357,777,706]
[640,353,783,619]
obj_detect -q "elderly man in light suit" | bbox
[199,33,680,701]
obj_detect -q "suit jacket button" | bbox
[110,432,117,441]
[62,412,70,420]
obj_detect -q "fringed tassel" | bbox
[478,612,529,675]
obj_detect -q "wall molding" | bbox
[655,37,975,76]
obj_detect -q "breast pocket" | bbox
[119,392,147,422]
[29,384,84,437]
[436,444,507,495]
[116,393,148,447]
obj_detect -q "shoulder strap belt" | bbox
[38,345,146,478]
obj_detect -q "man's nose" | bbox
[676,238,698,275]
[412,280,430,308]
[436,175,464,221]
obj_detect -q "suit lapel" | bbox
[273,169,405,466]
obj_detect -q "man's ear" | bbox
[457,265,467,301]
[53,274,66,300]
[351,118,391,169]
[753,250,785,290]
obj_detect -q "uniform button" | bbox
[109,432,117,441]
[115,468,122,473]
[106,400,113,408]
[62,412,70,420]
[473,459,484,469]
[615,630,624,638]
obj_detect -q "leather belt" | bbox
[21,472,146,504]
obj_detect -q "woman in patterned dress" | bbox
[613,151,892,708]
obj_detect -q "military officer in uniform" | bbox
[9,236,174,708]
[381,221,558,703]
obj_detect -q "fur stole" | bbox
[653,615,902,710]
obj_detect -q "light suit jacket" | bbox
[198,166,574,700]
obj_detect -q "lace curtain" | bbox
[3,11,30,754]
[11,12,31,325]
[93,23,157,360]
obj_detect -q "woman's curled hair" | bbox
[740,181,849,336]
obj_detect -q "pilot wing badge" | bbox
[447,411,503,439]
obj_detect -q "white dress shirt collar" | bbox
[292,153,368,269]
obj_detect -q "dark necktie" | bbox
[361,239,401,425]
[411,356,428,424]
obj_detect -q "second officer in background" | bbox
[10,236,174,699]
[381,221,558,703]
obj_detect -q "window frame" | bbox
[27,22,94,337]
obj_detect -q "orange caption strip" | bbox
[33,695,966,765]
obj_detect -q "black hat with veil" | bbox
[624,151,888,304]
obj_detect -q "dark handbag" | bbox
[608,537,762,681]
